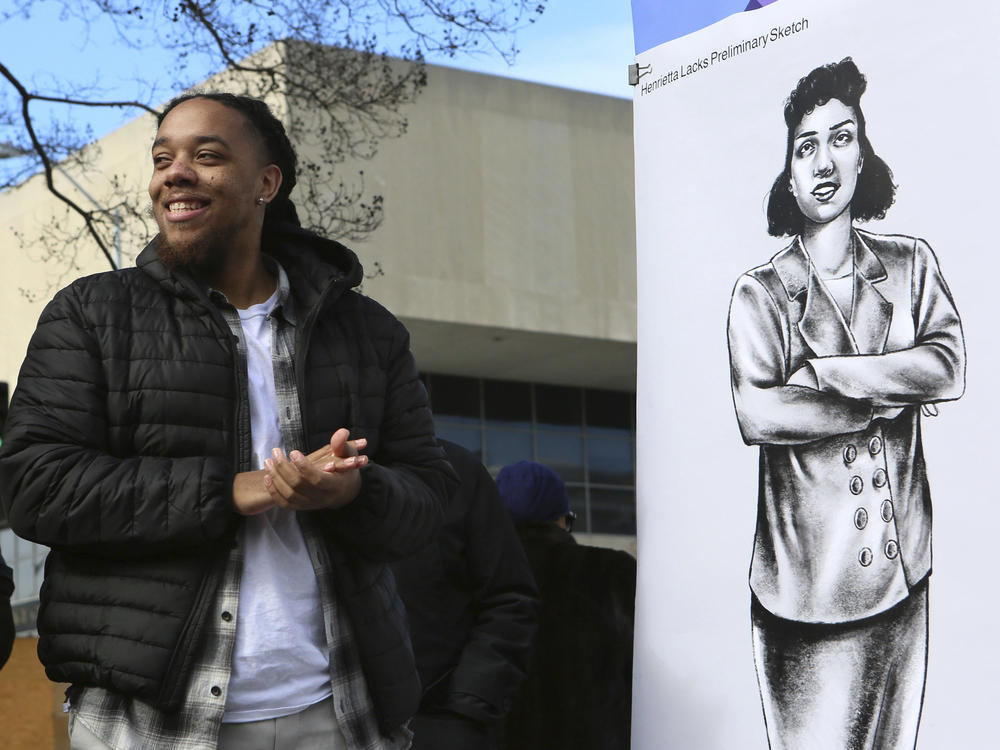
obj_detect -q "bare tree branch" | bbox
[1,0,547,278]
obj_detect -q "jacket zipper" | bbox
[158,301,244,709]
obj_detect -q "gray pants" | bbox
[752,579,928,750]
[218,698,347,750]
[69,697,347,750]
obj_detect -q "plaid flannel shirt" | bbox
[71,260,410,750]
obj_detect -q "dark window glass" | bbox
[536,384,582,426]
[435,414,480,430]
[587,436,634,485]
[484,428,533,475]
[429,374,480,419]
[435,424,482,460]
[585,388,632,430]
[589,487,637,535]
[426,374,636,539]
[536,429,584,482]
[484,379,531,425]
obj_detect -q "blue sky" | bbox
[0,0,768,145]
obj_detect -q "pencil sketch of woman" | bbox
[726,58,965,749]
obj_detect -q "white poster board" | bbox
[633,0,1000,747]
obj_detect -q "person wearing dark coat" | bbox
[0,94,454,750]
[393,440,538,750]
[496,460,636,750]
[0,545,13,670]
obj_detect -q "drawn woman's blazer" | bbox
[727,229,965,624]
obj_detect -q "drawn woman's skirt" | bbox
[751,578,928,750]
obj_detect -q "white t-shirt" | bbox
[222,290,332,723]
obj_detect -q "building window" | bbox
[423,374,636,535]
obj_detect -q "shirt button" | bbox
[850,476,864,495]
[881,500,894,523]
[854,508,868,530]
[859,547,873,567]
[873,468,887,488]
[211,686,222,697]
[843,445,857,464]
[869,436,883,456]
[885,540,899,560]
[221,611,233,622]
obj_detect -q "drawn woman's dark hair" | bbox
[766,58,895,237]
[158,93,301,229]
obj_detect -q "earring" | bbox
[256,197,265,205]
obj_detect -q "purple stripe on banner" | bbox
[632,0,783,54]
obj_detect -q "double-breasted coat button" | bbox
[872,468,887,489]
[868,436,883,456]
[885,540,899,559]
[881,499,894,523]
[844,445,857,464]
[854,508,868,530]
[859,547,873,567]
[850,476,864,495]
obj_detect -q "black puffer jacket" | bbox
[393,439,537,743]
[505,523,636,750]
[0,545,13,670]
[0,225,455,732]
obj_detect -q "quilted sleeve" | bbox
[0,281,236,558]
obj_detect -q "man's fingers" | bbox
[307,444,333,463]
[306,441,364,468]
[264,473,294,509]
[329,428,352,456]
[270,448,321,485]
[321,455,368,473]
[340,437,365,458]
[265,455,297,494]
[265,452,313,504]
[264,440,363,510]
[306,433,366,468]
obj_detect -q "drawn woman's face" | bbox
[789,98,863,226]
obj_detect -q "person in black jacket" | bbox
[393,439,538,750]
[0,93,454,750]
[496,460,636,750]
[0,545,13,670]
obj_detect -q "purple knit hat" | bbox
[495,460,572,524]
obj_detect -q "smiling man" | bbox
[0,93,455,750]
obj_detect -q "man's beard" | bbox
[157,227,228,277]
